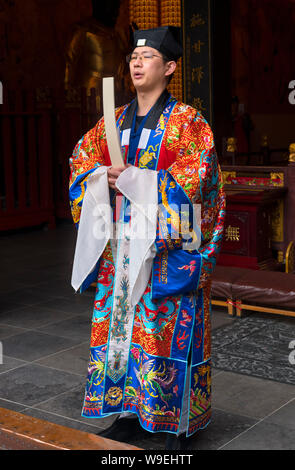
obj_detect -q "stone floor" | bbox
[0,221,294,450]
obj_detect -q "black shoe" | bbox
[97,416,147,442]
[165,432,190,450]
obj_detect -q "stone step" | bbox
[0,407,142,450]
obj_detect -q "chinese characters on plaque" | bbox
[182,1,212,124]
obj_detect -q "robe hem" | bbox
[80,407,211,437]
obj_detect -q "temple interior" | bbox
[0,0,294,451]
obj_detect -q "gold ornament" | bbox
[227,137,237,153]
[286,241,295,274]
[105,386,123,406]
[289,143,295,163]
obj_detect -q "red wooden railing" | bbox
[0,87,99,231]
[0,89,55,231]
[51,87,99,219]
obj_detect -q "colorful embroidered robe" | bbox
[69,90,226,436]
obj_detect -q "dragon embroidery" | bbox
[110,276,130,343]
[159,172,199,248]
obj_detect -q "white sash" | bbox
[71,166,158,308]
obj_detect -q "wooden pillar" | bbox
[129,0,159,29]
[129,0,183,101]
[160,0,183,102]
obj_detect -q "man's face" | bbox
[129,46,175,92]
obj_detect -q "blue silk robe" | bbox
[69,90,226,436]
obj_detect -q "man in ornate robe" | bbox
[69,26,226,450]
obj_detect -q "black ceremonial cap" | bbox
[133,26,183,61]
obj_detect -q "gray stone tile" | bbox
[0,300,24,314]
[37,296,94,316]
[37,315,92,342]
[211,309,235,331]
[0,305,74,329]
[0,280,29,295]
[36,342,90,376]
[0,355,28,374]
[2,287,65,306]
[30,384,114,431]
[212,368,223,377]
[30,383,85,419]
[31,279,76,298]
[1,330,82,361]
[194,408,258,450]
[265,399,295,430]
[0,324,27,340]
[18,256,68,272]
[129,408,258,451]
[221,421,295,450]
[42,264,73,278]
[211,316,233,331]
[212,371,295,419]
[0,398,27,413]
[129,428,167,450]
[7,269,61,285]
[0,363,84,407]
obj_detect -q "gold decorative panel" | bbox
[129,0,183,102]
[271,199,284,243]
[129,0,159,29]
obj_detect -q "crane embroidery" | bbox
[133,357,178,407]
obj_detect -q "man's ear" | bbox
[165,61,177,79]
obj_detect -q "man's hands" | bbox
[107,164,131,190]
